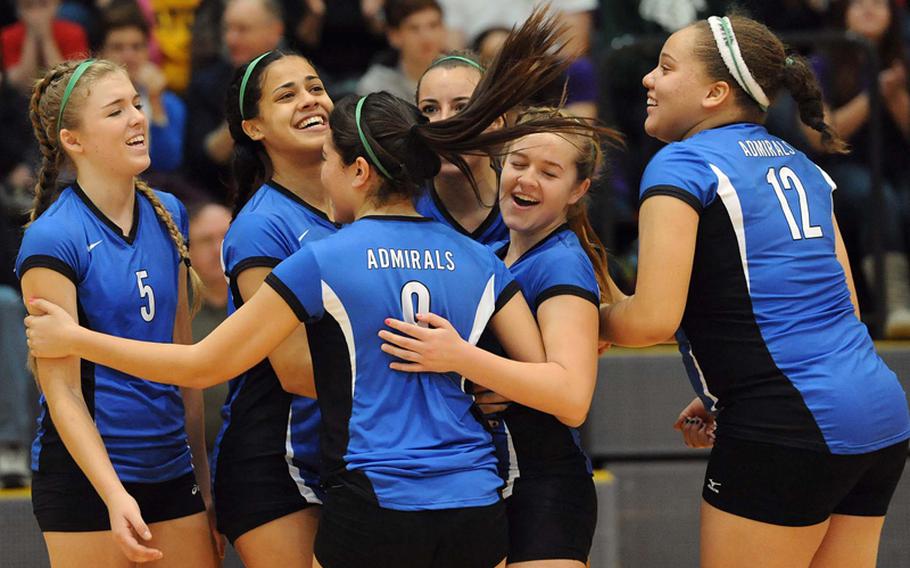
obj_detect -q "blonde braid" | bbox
[135,179,204,316]
[27,64,73,224]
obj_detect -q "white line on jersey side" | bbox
[321,281,358,396]
[501,421,520,499]
[710,163,751,294]
[285,410,321,504]
[814,164,837,192]
[682,338,719,412]
[467,275,498,345]
[461,275,498,392]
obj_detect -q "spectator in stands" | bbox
[812,0,910,337]
[150,0,200,94]
[184,0,284,200]
[100,4,186,173]
[188,202,230,341]
[439,0,593,49]
[0,191,30,489]
[356,0,446,100]
[293,0,388,97]
[187,202,231,449]
[0,0,88,92]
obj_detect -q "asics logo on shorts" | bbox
[707,478,721,494]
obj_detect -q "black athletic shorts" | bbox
[214,454,322,543]
[314,483,508,568]
[506,474,597,563]
[703,436,909,526]
[32,470,206,532]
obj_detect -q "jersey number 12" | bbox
[135,270,156,322]
[401,281,431,328]
[766,167,823,240]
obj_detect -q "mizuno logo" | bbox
[707,478,721,494]
[87,240,103,252]
[297,229,310,242]
[191,484,199,495]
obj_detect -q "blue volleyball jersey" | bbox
[16,184,193,482]
[483,226,599,493]
[214,181,337,501]
[414,181,509,246]
[265,216,519,511]
[640,123,910,454]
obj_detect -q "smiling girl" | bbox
[414,51,509,245]
[378,107,620,567]
[211,50,337,567]
[599,14,910,568]
[18,59,218,566]
[22,11,605,567]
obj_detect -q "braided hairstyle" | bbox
[514,107,621,303]
[692,15,848,154]
[28,59,203,315]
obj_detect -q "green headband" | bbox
[430,55,484,72]
[57,59,95,132]
[239,51,273,119]
[355,95,393,180]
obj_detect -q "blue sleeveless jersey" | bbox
[414,181,509,246]
[16,184,193,482]
[640,123,910,454]
[483,226,599,493]
[266,216,519,511]
[214,181,337,501]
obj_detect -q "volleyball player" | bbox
[597,15,910,568]
[414,51,509,245]
[18,59,218,566]
[23,10,606,567]
[379,107,620,567]
[212,51,336,567]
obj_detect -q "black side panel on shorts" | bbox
[683,198,826,449]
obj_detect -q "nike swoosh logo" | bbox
[87,240,103,252]
[297,229,310,242]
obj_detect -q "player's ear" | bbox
[241,118,264,141]
[567,178,591,206]
[351,156,373,190]
[704,80,732,110]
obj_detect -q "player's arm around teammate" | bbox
[20,59,217,567]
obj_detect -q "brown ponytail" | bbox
[135,179,204,317]
[693,15,848,154]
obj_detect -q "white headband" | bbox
[707,16,770,112]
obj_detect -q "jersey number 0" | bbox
[401,281,431,328]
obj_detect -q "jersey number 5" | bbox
[766,167,823,240]
[401,281,431,328]
[135,270,156,322]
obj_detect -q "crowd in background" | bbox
[0,0,908,488]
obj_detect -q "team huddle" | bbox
[16,7,910,568]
